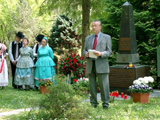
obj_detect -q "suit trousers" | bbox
[10,61,16,88]
[89,60,110,107]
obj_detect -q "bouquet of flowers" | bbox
[128,76,154,93]
[38,79,53,87]
[57,52,86,77]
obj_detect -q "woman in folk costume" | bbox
[0,43,8,89]
[14,38,34,90]
[33,34,44,64]
[9,31,24,89]
[35,37,57,87]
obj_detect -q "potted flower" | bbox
[39,79,53,94]
[128,76,154,103]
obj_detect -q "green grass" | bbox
[1,79,160,120]
[0,79,41,112]
[4,96,160,120]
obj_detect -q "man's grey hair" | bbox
[92,20,102,26]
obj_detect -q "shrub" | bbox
[37,81,92,119]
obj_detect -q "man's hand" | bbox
[93,51,101,57]
[12,60,17,65]
[85,52,89,57]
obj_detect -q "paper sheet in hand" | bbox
[88,49,98,58]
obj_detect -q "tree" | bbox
[49,15,81,54]
[11,0,44,46]
[39,0,103,54]
[100,0,160,87]
[0,0,17,45]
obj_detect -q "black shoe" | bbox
[91,104,97,108]
[103,106,108,110]
[18,86,22,89]
[35,86,39,90]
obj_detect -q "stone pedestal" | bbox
[109,65,150,94]
[116,53,139,64]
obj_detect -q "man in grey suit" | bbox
[83,20,112,109]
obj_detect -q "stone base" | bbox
[109,65,150,89]
[116,53,139,64]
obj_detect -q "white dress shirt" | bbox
[9,41,22,62]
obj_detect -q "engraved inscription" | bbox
[109,68,135,88]
[119,38,130,51]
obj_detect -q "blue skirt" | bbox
[35,66,57,87]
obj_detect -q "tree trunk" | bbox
[82,0,90,55]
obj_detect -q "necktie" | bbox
[15,43,18,59]
[93,35,97,49]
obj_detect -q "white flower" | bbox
[147,76,154,83]
[78,78,82,81]
[142,78,149,84]
[138,77,144,83]
[85,78,89,81]
[133,80,141,85]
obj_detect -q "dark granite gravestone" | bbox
[109,1,150,94]
[117,1,139,65]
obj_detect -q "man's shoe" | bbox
[91,104,97,108]
[103,106,108,110]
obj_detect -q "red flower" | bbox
[121,92,124,98]
[67,54,69,57]
[74,53,76,56]
[70,60,72,62]
[110,93,112,96]
[57,62,60,64]
[84,64,86,66]
[64,66,66,68]
[124,94,127,99]
[116,92,119,97]
[65,58,68,61]
[63,62,65,64]
[74,79,78,82]
[56,67,58,69]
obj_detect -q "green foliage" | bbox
[34,82,92,119]
[49,15,81,54]
[72,77,89,95]
[100,0,160,87]
[0,0,53,47]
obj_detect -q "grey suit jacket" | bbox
[83,32,112,74]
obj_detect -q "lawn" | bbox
[4,97,160,120]
[1,79,160,120]
[0,79,41,112]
